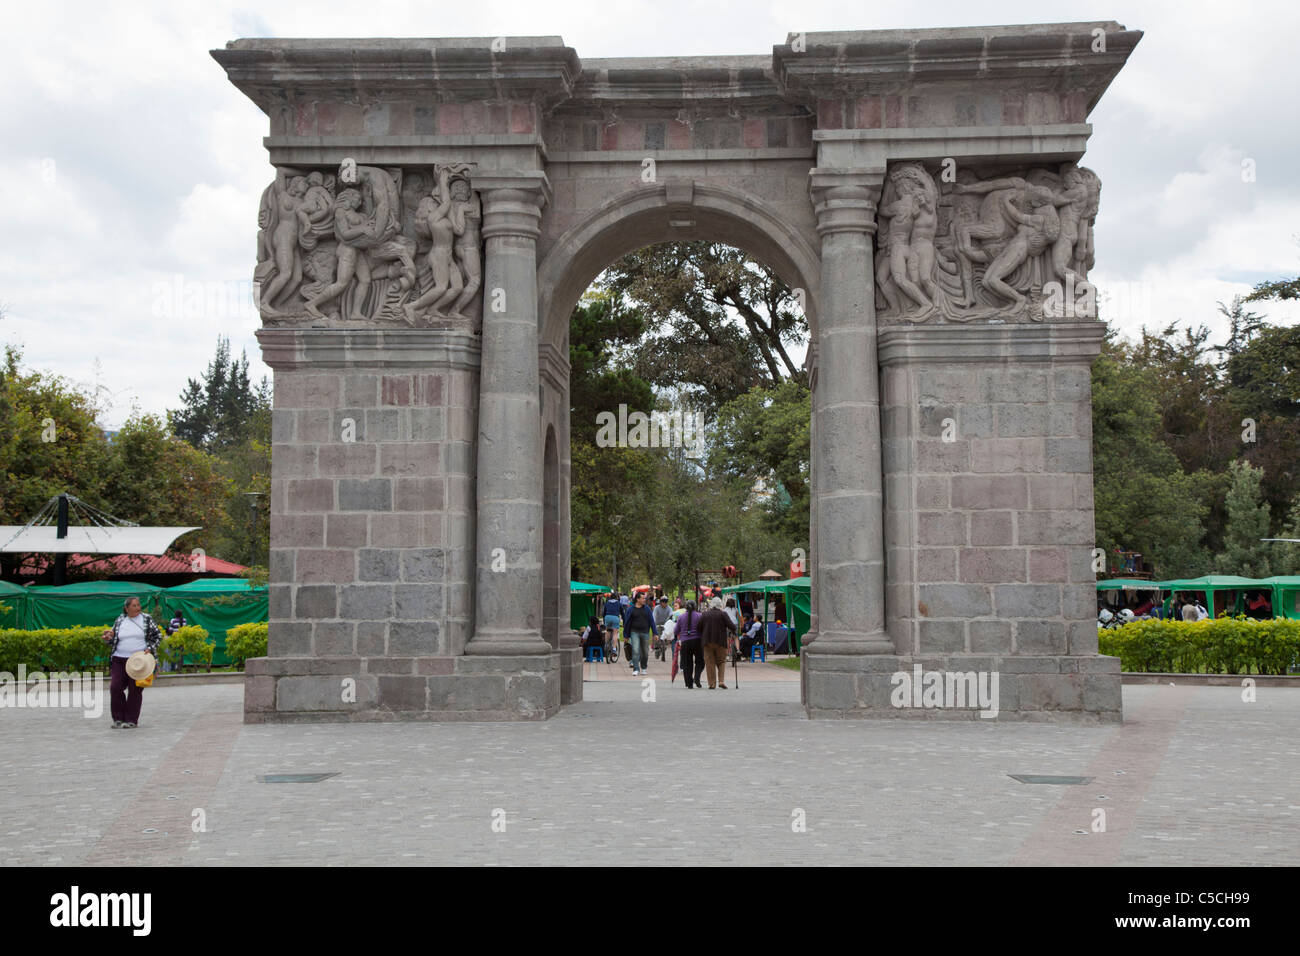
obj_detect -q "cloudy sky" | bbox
[1,0,1297,427]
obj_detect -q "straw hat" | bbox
[125,651,155,681]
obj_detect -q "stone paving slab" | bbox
[1,682,1295,865]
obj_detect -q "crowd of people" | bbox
[1098,589,1276,625]
[577,591,771,688]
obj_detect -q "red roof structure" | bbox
[13,551,247,580]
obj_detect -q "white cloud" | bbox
[1,0,1297,432]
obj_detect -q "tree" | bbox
[169,337,269,454]
[1211,296,1265,366]
[711,380,811,543]
[1090,342,1212,576]
[99,413,231,559]
[1213,459,1273,577]
[0,345,114,577]
[603,242,808,414]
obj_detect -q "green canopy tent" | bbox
[1261,576,1300,620]
[24,581,164,630]
[1156,575,1261,618]
[1095,578,1162,611]
[570,580,609,631]
[159,579,268,666]
[0,580,31,629]
[722,575,811,653]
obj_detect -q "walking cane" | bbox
[733,632,739,689]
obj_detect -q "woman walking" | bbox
[101,597,163,729]
[676,600,705,689]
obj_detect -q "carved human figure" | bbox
[447,174,482,319]
[260,176,309,314]
[980,186,1062,309]
[305,189,374,320]
[950,175,1028,307]
[879,189,933,314]
[404,166,463,324]
[296,171,336,251]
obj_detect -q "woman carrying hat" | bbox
[101,596,163,729]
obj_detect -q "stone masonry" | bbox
[215,23,1141,722]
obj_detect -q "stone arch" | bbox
[538,182,821,352]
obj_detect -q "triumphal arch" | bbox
[215,23,1141,722]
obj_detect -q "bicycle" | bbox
[603,628,620,663]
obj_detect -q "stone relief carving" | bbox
[874,161,1101,323]
[255,162,482,328]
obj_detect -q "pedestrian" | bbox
[166,610,187,636]
[724,597,741,662]
[579,616,605,656]
[739,613,764,658]
[601,591,623,647]
[653,596,672,631]
[100,597,163,729]
[699,596,738,689]
[676,600,705,689]
[622,590,658,677]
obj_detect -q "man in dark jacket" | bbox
[699,597,738,689]
[622,591,659,676]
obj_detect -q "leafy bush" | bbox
[0,626,111,673]
[225,622,268,668]
[1098,617,1300,675]
[159,625,214,672]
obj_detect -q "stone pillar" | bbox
[805,171,893,655]
[467,177,553,656]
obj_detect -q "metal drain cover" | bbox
[1009,774,1094,785]
[261,773,339,784]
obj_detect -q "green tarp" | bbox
[24,581,164,630]
[570,580,608,631]
[0,581,30,629]
[722,575,810,649]
[1095,578,1161,591]
[1261,576,1300,620]
[7,578,266,667]
[158,579,268,666]
[1098,575,1275,617]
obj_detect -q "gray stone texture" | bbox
[221,25,1136,722]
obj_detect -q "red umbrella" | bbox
[671,640,680,683]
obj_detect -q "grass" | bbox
[773,656,800,671]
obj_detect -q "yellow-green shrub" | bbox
[1098,617,1300,675]
[225,622,268,667]
[159,625,214,671]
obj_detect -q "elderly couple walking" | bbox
[675,596,737,689]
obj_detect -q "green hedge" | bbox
[225,622,268,668]
[159,625,214,671]
[1098,617,1300,675]
[0,627,110,673]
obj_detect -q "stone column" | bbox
[806,171,893,655]
[466,177,553,656]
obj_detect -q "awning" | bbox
[0,526,200,555]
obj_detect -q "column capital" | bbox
[808,167,886,237]
[477,172,552,241]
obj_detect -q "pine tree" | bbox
[1214,459,1272,577]
[168,337,268,452]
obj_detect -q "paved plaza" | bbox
[2,676,1296,866]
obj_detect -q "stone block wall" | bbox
[250,329,512,720]
[803,321,1121,722]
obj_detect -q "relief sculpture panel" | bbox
[254,162,483,328]
[874,161,1101,323]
